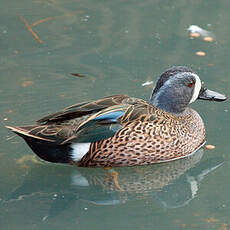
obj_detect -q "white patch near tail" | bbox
[71,142,91,162]
[189,73,201,103]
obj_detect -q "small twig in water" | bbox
[31,17,54,27]
[71,73,87,78]
[18,14,43,44]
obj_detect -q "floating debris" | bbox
[203,36,214,42]
[17,155,43,167]
[205,145,215,150]
[195,51,206,57]
[71,73,87,78]
[190,32,200,38]
[219,223,228,230]
[31,17,54,27]
[203,216,219,223]
[42,216,48,221]
[18,14,43,44]
[21,80,34,88]
[187,25,214,41]
[142,81,153,86]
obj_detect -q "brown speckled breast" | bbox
[78,107,205,167]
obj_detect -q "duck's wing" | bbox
[7,95,148,145]
[6,98,151,164]
[66,100,151,144]
[66,104,129,143]
[6,104,130,145]
[37,94,135,124]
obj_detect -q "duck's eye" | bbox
[187,81,195,88]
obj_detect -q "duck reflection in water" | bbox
[7,149,223,218]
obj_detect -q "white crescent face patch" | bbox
[189,73,202,104]
[71,143,91,162]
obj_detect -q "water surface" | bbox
[0,0,229,229]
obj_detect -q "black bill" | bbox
[198,87,227,102]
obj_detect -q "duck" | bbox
[6,66,227,167]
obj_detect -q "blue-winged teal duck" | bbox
[6,66,227,167]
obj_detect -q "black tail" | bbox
[6,126,72,164]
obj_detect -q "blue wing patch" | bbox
[73,110,125,143]
[92,111,124,122]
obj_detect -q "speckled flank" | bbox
[78,106,205,167]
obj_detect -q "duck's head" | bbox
[149,66,227,114]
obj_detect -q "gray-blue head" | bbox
[149,66,227,114]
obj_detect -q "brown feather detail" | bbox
[37,95,132,124]
[14,96,137,145]
[5,126,54,142]
[120,103,149,124]
[78,106,206,167]
[75,104,128,132]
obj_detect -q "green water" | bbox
[0,0,229,229]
